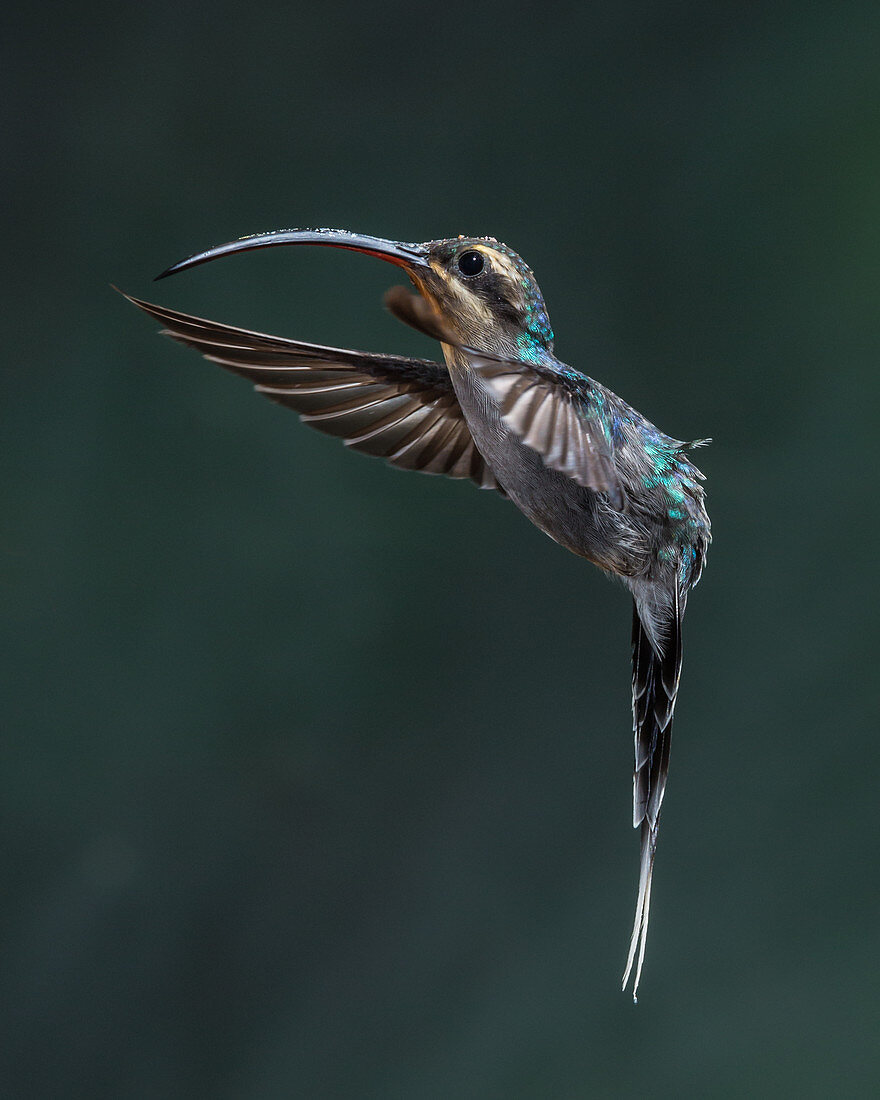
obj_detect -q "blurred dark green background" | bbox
[4,1,879,1096]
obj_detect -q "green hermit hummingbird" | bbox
[124,228,710,1000]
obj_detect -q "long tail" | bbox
[622,587,682,1001]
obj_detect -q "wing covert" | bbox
[463,352,625,510]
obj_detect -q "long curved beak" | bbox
[155,228,430,281]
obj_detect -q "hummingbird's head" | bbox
[411,236,554,361]
[155,228,554,361]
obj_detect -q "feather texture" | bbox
[123,228,711,1001]
[122,293,504,492]
[463,355,625,510]
[623,590,682,1000]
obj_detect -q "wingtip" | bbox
[115,288,152,313]
[112,285,137,305]
[622,819,656,1000]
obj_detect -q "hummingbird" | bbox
[123,228,710,1000]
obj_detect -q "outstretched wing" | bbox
[462,353,625,510]
[123,292,503,491]
[623,590,682,1001]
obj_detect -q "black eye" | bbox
[457,250,484,277]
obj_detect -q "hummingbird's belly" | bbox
[445,356,631,572]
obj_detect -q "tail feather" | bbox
[622,589,682,1002]
[622,820,656,1000]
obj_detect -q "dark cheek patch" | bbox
[474,272,521,325]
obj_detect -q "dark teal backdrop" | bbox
[4,2,879,1095]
